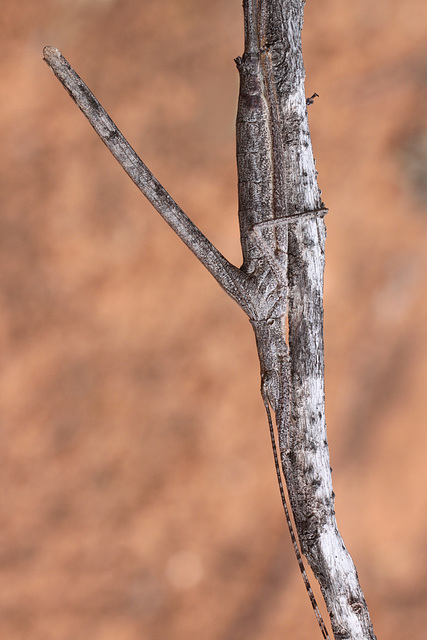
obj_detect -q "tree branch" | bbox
[259,1,377,638]
[43,46,253,316]
[43,2,378,636]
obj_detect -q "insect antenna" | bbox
[261,389,331,640]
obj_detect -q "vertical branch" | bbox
[239,2,331,637]
[261,1,377,638]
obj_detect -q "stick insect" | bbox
[43,0,377,638]
[235,3,330,637]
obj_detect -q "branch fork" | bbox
[43,2,377,637]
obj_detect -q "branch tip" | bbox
[43,45,60,63]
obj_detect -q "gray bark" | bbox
[43,1,377,638]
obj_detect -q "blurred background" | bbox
[1,0,426,638]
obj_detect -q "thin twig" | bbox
[43,46,252,316]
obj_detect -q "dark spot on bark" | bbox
[81,85,101,113]
[351,601,363,615]
[308,438,317,452]
[240,92,263,111]
[151,180,167,200]
[348,594,365,614]
[107,129,119,142]
[288,449,296,465]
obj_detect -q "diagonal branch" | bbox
[43,46,253,316]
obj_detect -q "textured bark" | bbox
[237,3,376,638]
[42,47,252,316]
[43,1,377,638]
[258,3,376,638]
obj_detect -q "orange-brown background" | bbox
[1,1,426,638]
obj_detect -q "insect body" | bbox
[236,2,331,638]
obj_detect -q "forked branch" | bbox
[43,1,377,637]
[43,46,253,316]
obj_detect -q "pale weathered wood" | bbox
[43,1,377,638]
[42,46,252,316]
[260,2,376,638]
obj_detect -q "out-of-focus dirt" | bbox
[1,1,426,638]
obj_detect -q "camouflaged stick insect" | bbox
[235,2,330,637]
[43,1,377,638]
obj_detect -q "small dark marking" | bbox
[107,129,119,142]
[351,602,364,615]
[306,92,319,106]
[80,85,100,113]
